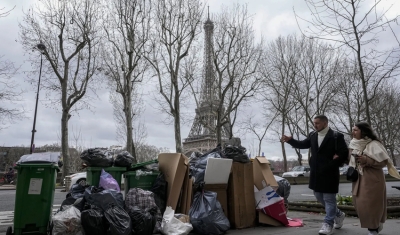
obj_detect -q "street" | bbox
[0,181,399,234]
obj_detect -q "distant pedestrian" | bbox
[281,115,348,235]
[349,122,400,235]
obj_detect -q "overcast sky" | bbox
[0,0,398,160]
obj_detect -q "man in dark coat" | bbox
[281,115,348,235]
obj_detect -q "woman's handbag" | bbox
[346,166,358,182]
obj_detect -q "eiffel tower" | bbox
[182,11,230,154]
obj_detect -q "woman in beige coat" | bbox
[349,122,400,235]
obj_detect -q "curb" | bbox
[289,201,400,217]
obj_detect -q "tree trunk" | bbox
[61,108,70,179]
[174,89,182,153]
[281,114,288,172]
[125,84,137,163]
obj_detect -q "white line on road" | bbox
[301,194,315,197]
[0,205,61,226]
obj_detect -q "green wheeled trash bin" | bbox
[86,166,126,189]
[7,163,59,235]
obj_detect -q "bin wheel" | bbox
[6,226,12,235]
[48,221,53,235]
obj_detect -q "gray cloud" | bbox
[1,0,398,160]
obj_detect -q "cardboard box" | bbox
[227,162,256,229]
[204,184,228,217]
[254,185,288,226]
[261,199,288,225]
[178,173,193,215]
[158,153,189,211]
[253,157,278,191]
[258,211,283,226]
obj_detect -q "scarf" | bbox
[349,138,400,179]
[317,126,329,147]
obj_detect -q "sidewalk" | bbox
[1,184,398,234]
[227,210,400,235]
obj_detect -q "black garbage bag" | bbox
[60,197,77,212]
[84,186,124,211]
[128,206,157,235]
[104,204,132,235]
[80,148,114,167]
[81,207,107,235]
[67,183,88,199]
[150,173,168,214]
[189,191,230,235]
[73,197,86,212]
[192,147,223,184]
[188,151,202,177]
[114,151,134,167]
[223,144,249,163]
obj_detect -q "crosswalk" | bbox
[0,205,61,226]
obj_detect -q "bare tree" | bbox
[369,82,400,166]
[296,0,400,124]
[261,35,299,172]
[330,59,366,134]
[212,3,264,143]
[19,0,103,177]
[135,144,170,163]
[101,0,151,161]
[263,33,359,167]
[0,6,24,130]
[0,56,24,130]
[145,0,204,153]
[240,111,278,156]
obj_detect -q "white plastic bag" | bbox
[161,206,192,235]
[52,206,83,235]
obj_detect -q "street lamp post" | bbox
[30,43,46,154]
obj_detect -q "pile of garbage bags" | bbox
[55,170,230,235]
[80,149,134,167]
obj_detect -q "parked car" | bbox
[282,165,310,177]
[339,165,349,175]
[64,172,87,190]
[382,166,400,174]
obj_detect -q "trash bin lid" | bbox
[17,152,61,164]
[130,159,158,171]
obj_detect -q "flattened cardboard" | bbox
[253,157,278,191]
[204,184,228,218]
[178,168,193,215]
[158,153,189,210]
[227,162,256,229]
[261,199,289,225]
[258,211,283,226]
[204,158,232,184]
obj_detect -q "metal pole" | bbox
[30,52,43,154]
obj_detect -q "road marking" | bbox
[0,205,61,226]
[301,194,315,197]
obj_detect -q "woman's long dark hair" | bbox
[355,122,380,142]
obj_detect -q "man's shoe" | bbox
[334,211,345,229]
[367,231,378,235]
[319,222,333,235]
